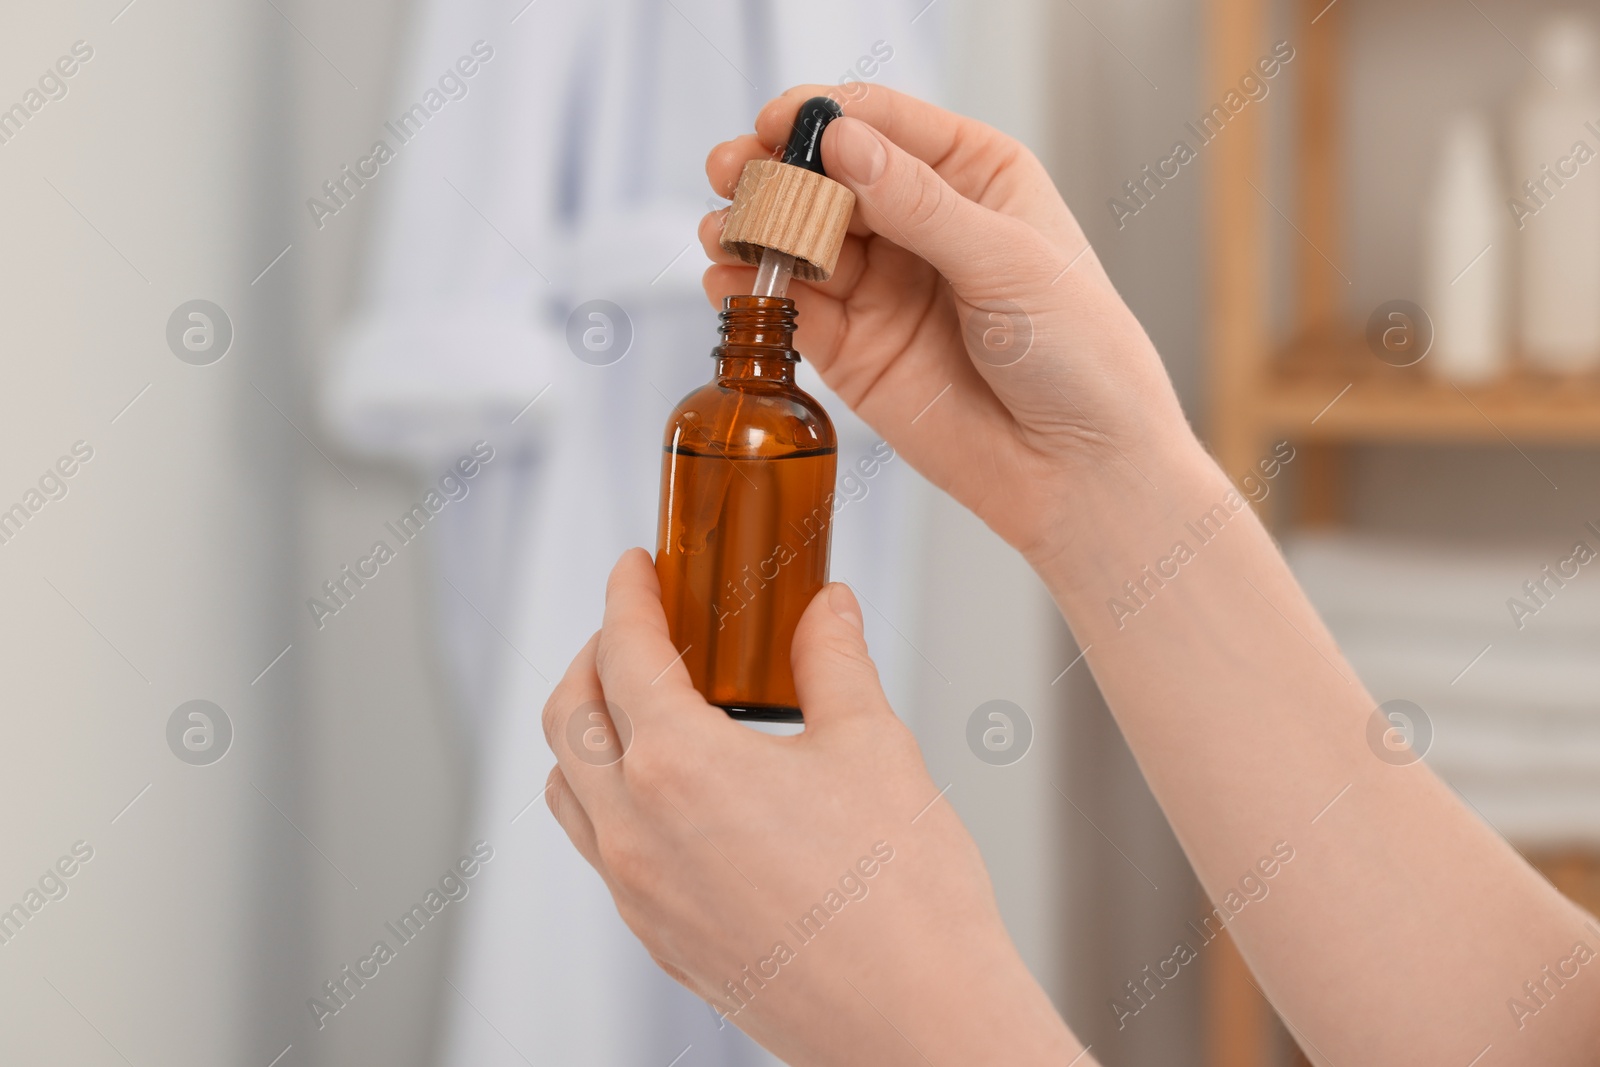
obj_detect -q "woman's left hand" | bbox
[542,549,1084,1066]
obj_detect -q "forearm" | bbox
[1034,431,1600,1062]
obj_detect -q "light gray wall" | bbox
[1045,0,1212,1062]
[928,0,1069,1008]
[0,1,298,1063]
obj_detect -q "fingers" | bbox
[755,84,993,169]
[707,133,875,240]
[697,209,740,268]
[595,549,727,730]
[758,85,1076,242]
[822,117,1056,298]
[705,89,1066,307]
[706,133,772,199]
[701,263,850,370]
[540,632,630,809]
[753,85,1038,205]
[697,210,871,299]
[789,582,894,730]
[702,262,757,297]
[544,763,601,869]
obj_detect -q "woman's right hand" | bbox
[704,87,1600,1067]
[701,84,1201,572]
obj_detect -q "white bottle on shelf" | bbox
[1424,112,1508,383]
[1511,12,1600,374]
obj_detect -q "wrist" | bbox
[785,824,1084,1065]
[891,947,1083,1065]
[1026,426,1231,628]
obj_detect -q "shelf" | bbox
[1199,0,1600,1062]
[1251,338,1600,444]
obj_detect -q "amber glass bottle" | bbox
[655,295,837,721]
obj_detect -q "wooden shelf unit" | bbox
[1260,339,1600,443]
[1208,1,1600,497]
[1202,0,1600,1064]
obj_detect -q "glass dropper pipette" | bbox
[751,248,796,299]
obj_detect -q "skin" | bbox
[544,85,1600,1065]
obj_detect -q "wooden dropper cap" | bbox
[720,97,856,283]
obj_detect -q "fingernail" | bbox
[828,583,865,631]
[830,118,886,185]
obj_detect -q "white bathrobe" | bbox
[323,0,943,1062]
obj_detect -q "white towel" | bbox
[1288,532,1600,845]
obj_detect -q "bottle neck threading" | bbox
[716,295,798,382]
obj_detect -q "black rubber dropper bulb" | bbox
[780,96,845,175]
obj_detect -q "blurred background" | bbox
[3,0,1600,1065]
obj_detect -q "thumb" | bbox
[790,582,891,728]
[822,116,1050,292]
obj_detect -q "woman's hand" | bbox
[701,84,1199,570]
[542,550,1085,1066]
[544,85,1600,1067]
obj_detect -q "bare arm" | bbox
[543,83,1600,1065]
[1040,433,1600,1062]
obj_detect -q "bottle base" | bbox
[717,702,803,723]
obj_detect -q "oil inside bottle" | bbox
[655,296,837,721]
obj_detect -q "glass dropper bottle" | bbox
[654,98,855,722]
